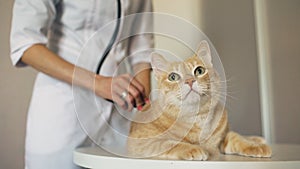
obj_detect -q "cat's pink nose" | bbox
[185,78,196,88]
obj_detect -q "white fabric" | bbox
[10,0,153,169]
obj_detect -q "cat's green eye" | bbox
[194,66,206,76]
[168,72,181,81]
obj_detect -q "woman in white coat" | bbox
[10,0,153,168]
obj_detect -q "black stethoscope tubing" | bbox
[96,0,121,75]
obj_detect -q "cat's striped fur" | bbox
[127,40,272,160]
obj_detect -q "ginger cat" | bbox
[127,40,272,160]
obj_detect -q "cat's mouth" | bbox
[182,89,202,100]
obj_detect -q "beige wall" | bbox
[265,0,300,144]
[0,1,37,168]
[198,0,263,135]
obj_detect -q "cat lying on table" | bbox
[127,40,272,160]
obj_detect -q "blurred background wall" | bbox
[0,1,37,169]
[263,0,300,144]
[0,0,299,168]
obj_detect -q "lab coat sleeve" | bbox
[127,1,154,66]
[10,0,58,67]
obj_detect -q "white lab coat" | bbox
[10,0,153,169]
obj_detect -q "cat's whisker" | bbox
[200,87,236,100]
[210,91,237,100]
[221,91,237,100]
[208,80,228,84]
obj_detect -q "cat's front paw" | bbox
[222,131,272,158]
[180,146,209,160]
[158,145,209,161]
[165,146,209,161]
[241,144,272,158]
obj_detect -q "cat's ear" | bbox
[197,40,213,67]
[150,52,168,79]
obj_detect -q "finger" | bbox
[129,77,146,98]
[111,83,132,110]
[127,84,145,108]
[112,93,128,110]
[122,75,146,105]
[118,74,145,108]
[123,93,134,111]
[125,94,134,112]
[114,82,136,108]
[111,83,125,101]
[118,75,143,107]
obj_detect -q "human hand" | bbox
[95,74,149,111]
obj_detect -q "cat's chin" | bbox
[181,91,201,104]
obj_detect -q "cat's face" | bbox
[151,41,218,109]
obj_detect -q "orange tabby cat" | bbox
[127,40,272,160]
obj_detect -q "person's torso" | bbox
[47,0,142,67]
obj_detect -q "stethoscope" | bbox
[95,0,145,109]
[95,0,122,104]
[96,0,121,75]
